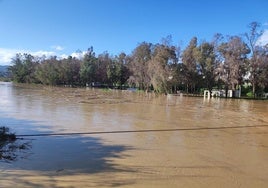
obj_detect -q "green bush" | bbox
[246,91,254,97]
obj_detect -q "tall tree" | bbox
[128,42,152,91]
[9,54,25,83]
[109,52,130,88]
[195,41,217,95]
[217,36,250,96]
[245,22,265,96]
[148,42,177,94]
[96,52,111,85]
[181,37,199,93]
[9,53,38,83]
[252,45,268,92]
[35,56,62,85]
[61,56,81,85]
[79,47,97,85]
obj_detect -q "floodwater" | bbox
[0,82,268,188]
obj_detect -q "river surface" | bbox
[0,82,268,187]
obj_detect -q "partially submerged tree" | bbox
[107,52,130,88]
[7,22,267,96]
[148,42,177,94]
[253,45,268,92]
[79,47,97,85]
[60,56,81,86]
[217,36,250,96]
[195,41,218,95]
[128,42,152,91]
[181,37,199,93]
[35,56,64,85]
[245,22,267,96]
[9,53,39,83]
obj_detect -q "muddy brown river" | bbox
[0,82,268,187]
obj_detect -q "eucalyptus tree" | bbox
[79,47,97,85]
[245,22,266,96]
[35,56,62,85]
[253,45,268,92]
[195,41,218,95]
[181,37,199,93]
[168,44,184,93]
[10,53,39,83]
[112,52,130,88]
[96,52,111,85]
[128,42,152,91]
[9,54,26,83]
[148,43,177,94]
[61,56,81,85]
[217,36,250,96]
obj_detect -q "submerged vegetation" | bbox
[8,22,268,97]
[0,127,16,142]
[0,127,29,162]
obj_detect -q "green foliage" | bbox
[195,42,217,93]
[7,22,268,95]
[181,37,199,93]
[80,47,97,85]
[246,91,254,97]
[148,43,177,94]
[128,42,152,90]
[9,54,39,83]
[217,36,250,93]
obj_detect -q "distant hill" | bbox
[0,65,10,77]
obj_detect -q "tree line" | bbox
[9,22,268,97]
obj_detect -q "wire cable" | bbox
[16,124,268,138]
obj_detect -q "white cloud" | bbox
[59,54,69,59]
[31,50,55,57]
[57,51,87,60]
[0,48,17,65]
[0,48,56,66]
[0,47,87,66]
[257,30,268,46]
[51,45,64,51]
[70,51,87,59]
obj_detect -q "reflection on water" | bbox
[0,82,268,187]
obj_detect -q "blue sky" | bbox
[0,0,268,65]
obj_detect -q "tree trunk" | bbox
[252,83,256,98]
[225,86,228,98]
